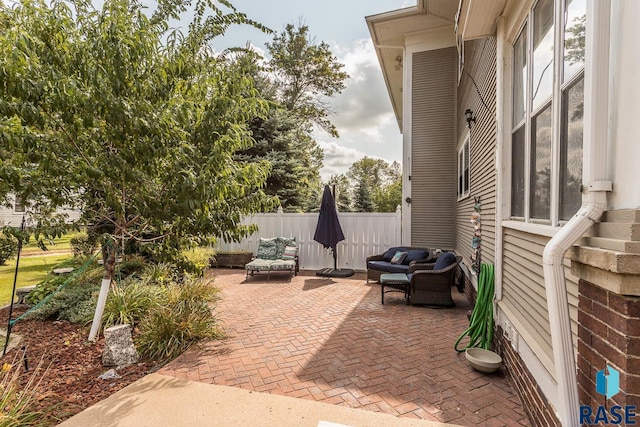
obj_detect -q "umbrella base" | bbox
[315,268,355,278]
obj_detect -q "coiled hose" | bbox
[455,263,495,352]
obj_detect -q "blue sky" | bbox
[203,0,414,180]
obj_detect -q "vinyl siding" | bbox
[455,38,498,266]
[450,37,581,378]
[501,227,579,376]
[0,194,80,227]
[410,47,457,249]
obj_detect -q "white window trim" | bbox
[457,133,471,201]
[13,195,25,213]
[507,0,585,226]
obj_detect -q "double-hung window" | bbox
[13,195,25,213]
[510,0,585,224]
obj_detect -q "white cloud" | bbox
[310,37,403,182]
[334,39,379,81]
[329,39,394,135]
[245,43,267,59]
[317,140,396,182]
[317,141,367,181]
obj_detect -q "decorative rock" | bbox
[101,324,139,368]
[98,368,121,380]
[53,267,74,275]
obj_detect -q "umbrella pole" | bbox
[333,247,338,270]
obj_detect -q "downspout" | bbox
[541,1,612,426]
[494,15,506,301]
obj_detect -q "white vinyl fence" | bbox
[215,207,402,271]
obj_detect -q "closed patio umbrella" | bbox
[314,185,354,277]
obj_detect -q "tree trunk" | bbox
[88,242,117,341]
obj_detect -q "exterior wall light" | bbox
[465,109,476,128]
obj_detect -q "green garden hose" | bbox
[455,263,495,352]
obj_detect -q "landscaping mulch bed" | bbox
[0,305,161,426]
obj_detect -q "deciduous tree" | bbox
[0,0,276,339]
[333,157,402,213]
[266,23,349,137]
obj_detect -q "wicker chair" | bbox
[408,254,462,307]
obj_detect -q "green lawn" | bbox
[20,232,81,255]
[0,254,72,305]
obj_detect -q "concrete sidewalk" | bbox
[59,373,458,427]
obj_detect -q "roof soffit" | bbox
[366,1,458,131]
[455,0,508,40]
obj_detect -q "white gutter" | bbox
[542,1,612,426]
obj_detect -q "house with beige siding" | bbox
[0,194,80,227]
[367,1,640,426]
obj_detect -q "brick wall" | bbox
[577,279,640,420]
[462,270,477,306]
[494,327,561,426]
[488,277,640,427]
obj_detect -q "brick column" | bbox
[577,279,640,412]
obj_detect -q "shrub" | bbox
[182,247,216,276]
[140,263,176,287]
[135,242,213,277]
[102,278,166,329]
[0,352,49,426]
[135,277,225,361]
[0,234,18,265]
[26,253,165,324]
[26,275,68,305]
[26,256,105,312]
[59,296,98,324]
[26,279,100,323]
[69,234,97,258]
[115,255,148,278]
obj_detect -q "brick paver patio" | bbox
[159,269,530,426]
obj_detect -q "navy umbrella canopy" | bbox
[314,185,353,277]
[314,185,345,256]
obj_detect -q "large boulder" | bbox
[102,324,139,368]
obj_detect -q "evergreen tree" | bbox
[229,49,324,212]
[327,174,352,212]
[338,157,402,213]
[238,110,323,212]
[353,180,376,212]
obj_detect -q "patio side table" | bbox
[379,273,410,305]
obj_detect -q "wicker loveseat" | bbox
[245,237,299,281]
[408,253,462,307]
[365,246,432,283]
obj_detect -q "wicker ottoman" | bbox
[379,273,410,305]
